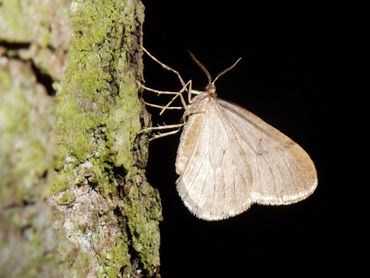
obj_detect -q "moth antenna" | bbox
[188,51,212,84]
[213,58,242,84]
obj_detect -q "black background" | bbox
[141,1,368,277]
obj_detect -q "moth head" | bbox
[188,51,242,96]
[205,83,217,96]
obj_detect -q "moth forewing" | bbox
[216,99,318,206]
[176,94,254,220]
[176,93,211,174]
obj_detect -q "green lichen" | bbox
[1,1,161,277]
[0,57,60,277]
[57,4,119,160]
[108,81,142,169]
[0,58,54,205]
[56,244,91,277]
[57,191,76,205]
[50,165,74,195]
[0,0,62,44]
[55,0,144,193]
[0,0,71,80]
[72,252,91,277]
[124,179,162,272]
[50,0,160,276]
[100,236,130,278]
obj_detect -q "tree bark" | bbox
[0,1,161,277]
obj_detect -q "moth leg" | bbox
[158,80,191,115]
[143,101,182,111]
[188,89,203,104]
[149,129,182,141]
[138,82,184,96]
[138,81,188,112]
[139,123,185,133]
[138,123,185,141]
[142,47,187,89]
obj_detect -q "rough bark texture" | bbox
[0,1,161,277]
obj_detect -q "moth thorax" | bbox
[206,83,217,96]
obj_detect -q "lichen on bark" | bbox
[52,0,161,277]
[1,0,161,277]
[0,56,61,278]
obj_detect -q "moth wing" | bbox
[175,113,204,176]
[176,99,253,220]
[217,99,318,205]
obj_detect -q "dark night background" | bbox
[141,1,367,277]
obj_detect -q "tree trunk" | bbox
[0,1,161,277]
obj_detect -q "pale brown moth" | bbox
[140,47,318,221]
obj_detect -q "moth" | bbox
[140,47,318,221]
